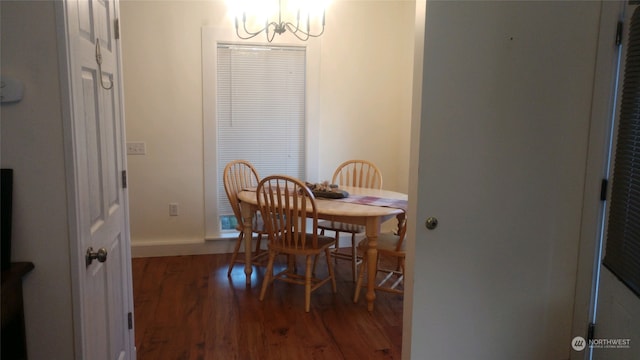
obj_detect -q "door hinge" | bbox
[122,170,127,189]
[600,178,608,201]
[587,322,596,342]
[616,21,623,46]
[114,18,120,40]
[128,312,133,330]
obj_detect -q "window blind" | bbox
[603,6,640,298]
[216,44,306,220]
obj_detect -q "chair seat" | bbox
[318,220,365,283]
[269,234,336,255]
[354,231,406,302]
[317,220,365,234]
[354,218,407,303]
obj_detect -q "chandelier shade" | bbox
[230,0,327,42]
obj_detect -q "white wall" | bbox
[0,1,75,359]
[120,0,415,254]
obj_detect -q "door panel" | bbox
[102,80,120,210]
[408,1,601,359]
[81,70,105,226]
[95,0,112,49]
[77,0,94,41]
[86,263,109,359]
[63,0,133,358]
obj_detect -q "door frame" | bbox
[571,1,626,358]
[54,0,135,358]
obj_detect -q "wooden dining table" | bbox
[237,185,408,311]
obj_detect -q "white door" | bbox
[591,3,640,359]
[406,1,603,359]
[59,0,134,359]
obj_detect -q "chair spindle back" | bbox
[332,160,383,189]
[257,175,319,250]
[223,160,260,225]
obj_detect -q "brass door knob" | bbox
[86,247,108,267]
[425,217,438,230]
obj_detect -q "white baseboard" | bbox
[131,238,240,258]
[130,229,386,258]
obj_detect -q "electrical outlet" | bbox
[127,142,146,155]
[169,203,179,216]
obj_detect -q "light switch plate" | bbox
[126,142,146,155]
[169,203,179,216]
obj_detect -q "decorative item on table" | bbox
[305,180,349,199]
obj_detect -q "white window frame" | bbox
[202,26,320,239]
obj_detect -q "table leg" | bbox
[365,217,381,312]
[240,201,254,286]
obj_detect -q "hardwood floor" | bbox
[132,252,403,359]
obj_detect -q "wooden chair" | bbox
[318,160,383,281]
[224,160,268,277]
[354,217,407,303]
[257,175,337,312]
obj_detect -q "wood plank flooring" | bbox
[132,252,403,359]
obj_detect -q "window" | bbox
[202,27,320,238]
[603,6,640,298]
[216,43,306,229]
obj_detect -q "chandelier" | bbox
[231,0,327,42]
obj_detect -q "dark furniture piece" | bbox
[2,262,34,360]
